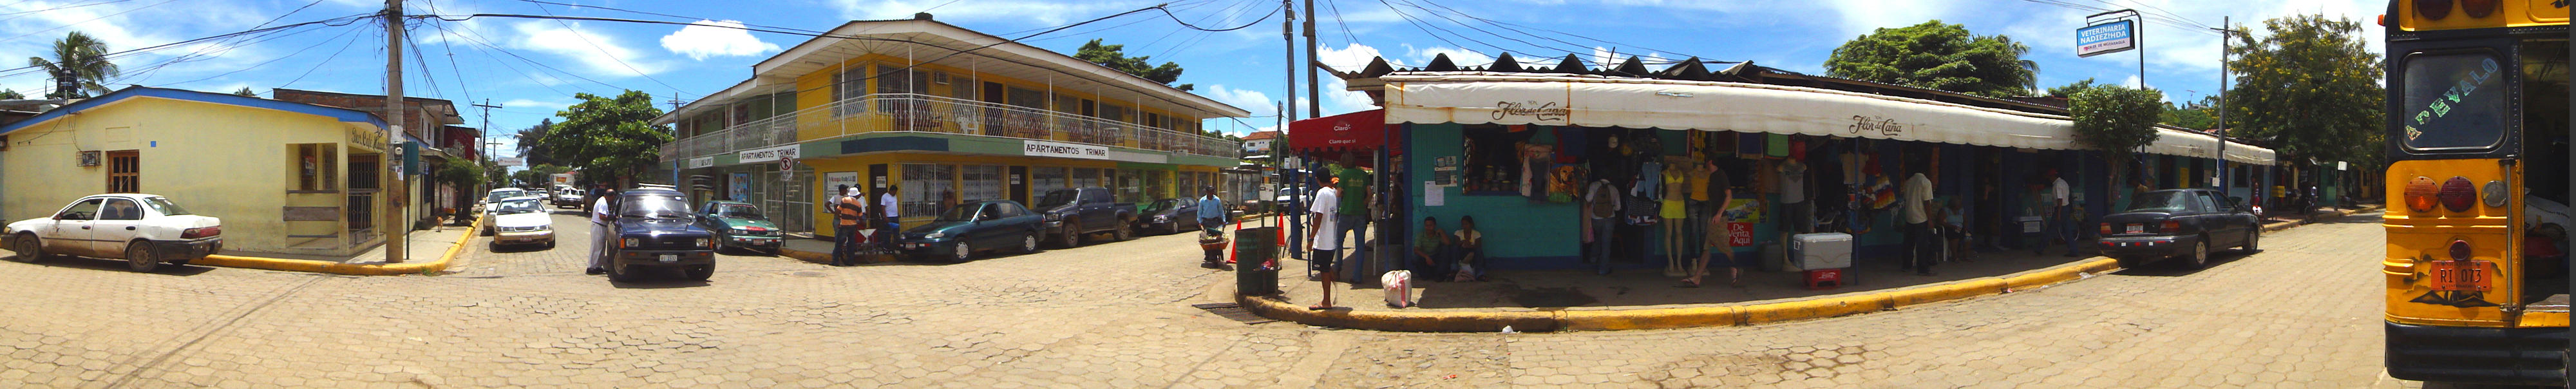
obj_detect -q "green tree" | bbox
[510,164,572,188]
[431,155,486,209]
[514,119,556,167]
[537,91,670,188]
[232,87,257,97]
[2070,86,2165,194]
[0,89,22,99]
[1825,21,2038,98]
[2159,95,2221,130]
[1075,39,1191,91]
[27,32,118,99]
[2045,78,2106,98]
[2224,15,2383,164]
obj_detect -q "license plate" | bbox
[2124,225,2143,234]
[2428,260,2491,291]
[658,254,678,263]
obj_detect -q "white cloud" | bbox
[1205,84,1278,118]
[501,99,572,113]
[1317,43,1385,71]
[510,21,665,78]
[1409,46,1493,67]
[830,0,1146,25]
[1820,0,1960,39]
[659,20,781,61]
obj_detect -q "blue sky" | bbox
[0,0,2389,164]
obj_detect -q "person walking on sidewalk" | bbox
[1901,164,1937,276]
[1682,160,1734,288]
[878,185,902,252]
[2037,169,2078,257]
[830,185,867,266]
[1306,176,1344,310]
[586,185,617,275]
[1331,156,1372,272]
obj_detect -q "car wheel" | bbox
[1057,218,1083,248]
[2242,225,2260,252]
[1021,234,1039,254]
[1169,222,1183,236]
[685,263,714,281]
[1113,222,1132,241]
[9,234,41,263]
[2184,239,2210,270]
[951,242,973,263]
[2113,256,2137,269]
[124,242,160,272]
[545,241,556,250]
[607,262,636,282]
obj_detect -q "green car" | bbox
[694,201,783,253]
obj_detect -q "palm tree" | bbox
[27,32,118,99]
[232,88,257,97]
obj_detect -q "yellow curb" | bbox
[1557,306,1742,331]
[1738,293,1893,325]
[193,216,477,276]
[1888,278,2011,308]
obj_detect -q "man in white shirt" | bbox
[1306,176,1342,310]
[878,185,902,251]
[1902,167,1935,276]
[2037,169,2077,257]
[587,187,616,276]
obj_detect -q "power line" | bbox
[0,13,375,81]
[528,2,685,94]
[0,0,134,19]
[0,0,176,44]
[157,24,362,87]
[276,24,366,90]
[419,19,578,97]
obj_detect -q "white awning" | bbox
[1379,73,2275,166]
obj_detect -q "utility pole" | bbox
[1302,0,1320,119]
[473,99,502,191]
[2212,17,2229,194]
[382,0,407,263]
[1281,0,1302,263]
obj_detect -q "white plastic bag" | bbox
[1381,270,1412,308]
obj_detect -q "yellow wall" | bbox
[765,53,1209,148]
[2,97,383,255]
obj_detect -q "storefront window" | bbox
[1146,170,1170,200]
[1117,169,1142,204]
[1072,167,1102,188]
[961,165,1004,202]
[900,163,954,218]
[1034,167,1068,191]
[1460,125,1537,194]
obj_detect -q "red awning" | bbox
[1287,109,1387,153]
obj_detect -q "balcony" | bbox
[662,93,1241,162]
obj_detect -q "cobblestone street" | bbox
[0,211,2413,388]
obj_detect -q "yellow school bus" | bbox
[2383,0,2571,384]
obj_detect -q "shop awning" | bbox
[1378,73,2275,166]
[1287,109,1388,153]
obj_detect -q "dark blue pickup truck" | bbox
[1033,187,1135,248]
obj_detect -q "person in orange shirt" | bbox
[831,185,867,266]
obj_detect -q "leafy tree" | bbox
[1825,21,2037,98]
[2224,15,2383,164]
[537,91,670,188]
[2159,95,2221,130]
[2071,86,2164,194]
[431,155,486,209]
[0,89,21,99]
[514,119,556,167]
[1075,39,1191,91]
[26,32,118,99]
[232,87,257,97]
[511,164,571,188]
[2045,78,2106,98]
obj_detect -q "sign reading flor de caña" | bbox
[2076,20,2134,58]
[1023,140,1110,160]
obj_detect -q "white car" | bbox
[479,187,531,236]
[488,196,554,250]
[5,194,223,272]
[553,189,585,209]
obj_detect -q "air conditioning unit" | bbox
[77,150,100,167]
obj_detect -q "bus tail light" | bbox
[2460,0,2496,18]
[2439,176,2477,212]
[2405,176,2439,213]
[2450,240,2472,261]
[2416,0,2452,20]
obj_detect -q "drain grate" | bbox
[1190,303,1276,325]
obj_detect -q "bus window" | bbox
[2525,40,2570,205]
[2401,52,2508,151]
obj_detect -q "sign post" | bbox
[2079,10,2146,89]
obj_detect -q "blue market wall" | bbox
[1404,123,1584,269]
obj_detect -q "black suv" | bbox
[605,187,718,281]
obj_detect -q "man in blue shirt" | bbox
[1195,185,1226,237]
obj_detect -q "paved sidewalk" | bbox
[220,227,466,265]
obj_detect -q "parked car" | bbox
[553,189,585,209]
[603,187,718,281]
[896,200,1045,262]
[695,200,782,253]
[5,194,222,272]
[1134,198,1208,236]
[2096,189,2263,269]
[488,196,555,250]
[478,187,532,235]
[1032,187,1135,248]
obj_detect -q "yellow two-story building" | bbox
[655,14,1249,235]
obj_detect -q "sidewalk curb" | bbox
[1234,206,2394,332]
[192,216,478,276]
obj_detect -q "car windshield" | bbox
[495,199,544,214]
[2125,192,2195,213]
[140,196,190,216]
[488,190,526,203]
[936,204,982,222]
[619,195,693,220]
[1141,199,1178,213]
[713,204,762,219]
[1036,191,1075,208]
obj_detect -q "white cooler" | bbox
[1790,232,1853,270]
